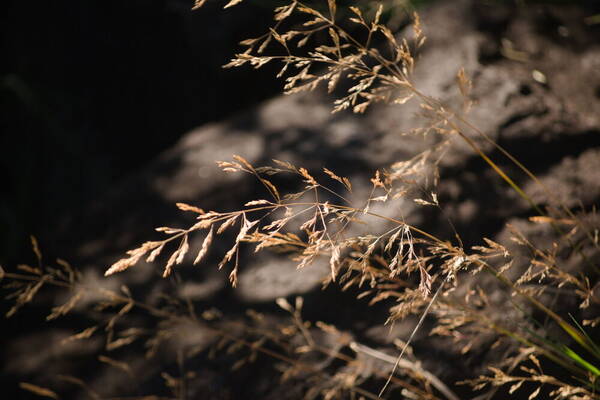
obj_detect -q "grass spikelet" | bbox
[105,241,160,277]
[19,383,59,399]
[61,326,98,344]
[194,226,214,265]
[176,202,205,214]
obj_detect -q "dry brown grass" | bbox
[3,1,600,399]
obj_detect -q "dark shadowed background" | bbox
[1,0,283,266]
